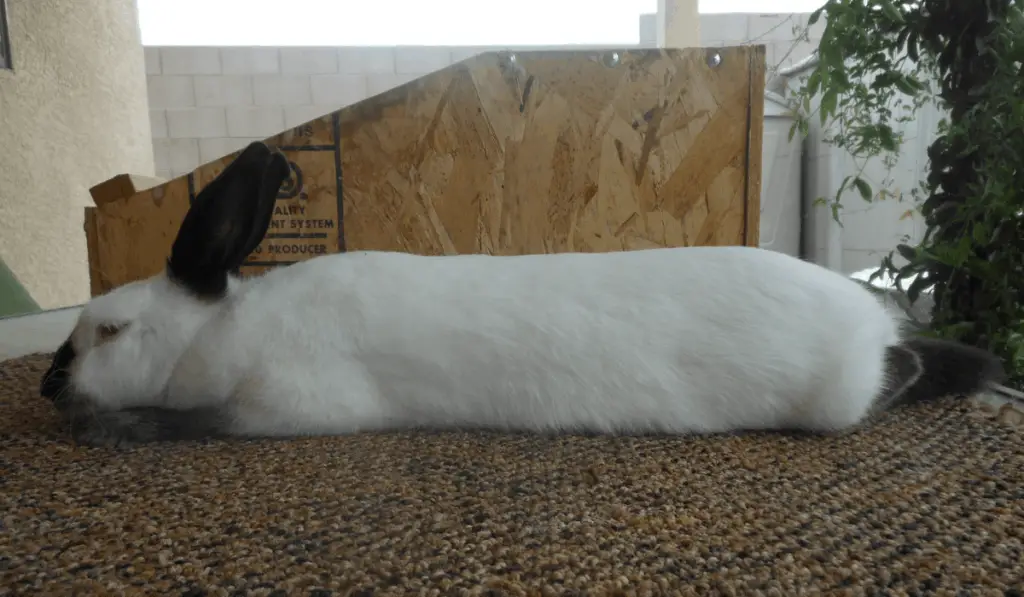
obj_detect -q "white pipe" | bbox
[766,51,820,97]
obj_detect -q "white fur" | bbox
[68,245,903,438]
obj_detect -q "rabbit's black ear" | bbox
[167,141,291,299]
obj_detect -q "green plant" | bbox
[788,0,1024,385]
[789,2,939,222]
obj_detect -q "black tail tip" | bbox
[901,335,1007,400]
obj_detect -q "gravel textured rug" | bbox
[2,353,1023,597]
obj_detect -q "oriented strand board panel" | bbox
[85,46,766,295]
[88,174,167,206]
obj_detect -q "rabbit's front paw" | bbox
[65,406,229,448]
[67,409,158,448]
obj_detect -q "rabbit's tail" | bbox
[879,336,1006,408]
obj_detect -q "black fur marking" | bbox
[237,150,292,263]
[167,141,292,300]
[889,336,1006,406]
[876,344,924,411]
[64,405,229,449]
[40,338,75,402]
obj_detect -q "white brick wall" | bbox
[310,75,368,107]
[149,110,167,140]
[147,75,195,110]
[166,107,228,138]
[143,13,823,179]
[199,137,264,163]
[194,75,254,106]
[284,106,338,129]
[220,47,280,75]
[253,75,312,106]
[395,47,453,74]
[146,45,456,178]
[366,73,417,96]
[338,48,396,74]
[695,12,823,75]
[280,48,339,74]
[160,47,222,75]
[225,106,285,138]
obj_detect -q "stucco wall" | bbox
[0,0,154,310]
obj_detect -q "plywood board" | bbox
[89,174,168,206]
[84,46,766,295]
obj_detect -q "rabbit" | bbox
[39,141,1005,448]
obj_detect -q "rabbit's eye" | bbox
[96,323,127,345]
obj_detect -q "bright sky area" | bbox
[137,0,827,46]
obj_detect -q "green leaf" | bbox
[877,126,899,152]
[896,26,911,51]
[853,177,872,201]
[820,89,839,126]
[894,75,920,96]
[821,42,844,73]
[896,243,917,262]
[879,0,904,24]
[830,201,843,224]
[906,274,930,304]
[943,321,976,342]
[791,0,1024,384]
[972,223,989,244]
[906,32,919,62]
[807,70,823,99]
[808,7,823,26]
[993,222,1016,245]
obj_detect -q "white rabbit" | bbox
[40,142,1004,448]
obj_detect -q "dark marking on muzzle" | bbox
[40,338,76,405]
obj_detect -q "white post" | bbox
[657,0,701,49]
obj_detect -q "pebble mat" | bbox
[1,353,1023,596]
